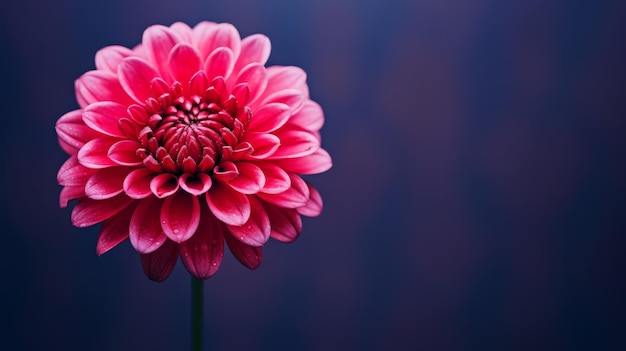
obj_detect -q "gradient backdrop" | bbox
[2,1,625,350]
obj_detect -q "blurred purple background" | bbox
[2,0,625,350]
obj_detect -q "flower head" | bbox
[56,22,331,281]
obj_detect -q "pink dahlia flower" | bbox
[56,22,331,282]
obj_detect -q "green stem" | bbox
[191,277,204,351]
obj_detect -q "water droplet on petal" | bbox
[173,229,180,234]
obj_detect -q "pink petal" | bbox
[189,71,210,97]
[273,148,332,175]
[225,162,266,194]
[96,203,137,255]
[169,22,194,44]
[234,34,271,72]
[204,47,235,81]
[247,102,291,133]
[191,21,218,58]
[118,57,160,103]
[82,101,127,137]
[256,173,309,208]
[179,205,225,279]
[150,173,180,198]
[179,173,212,195]
[71,194,134,227]
[262,202,302,243]
[297,182,323,217]
[85,167,129,200]
[75,70,134,108]
[226,195,270,247]
[95,45,134,73]
[168,43,202,84]
[123,168,155,199]
[57,155,96,186]
[60,185,85,208]
[257,162,291,194]
[77,138,119,169]
[258,88,306,113]
[195,23,241,63]
[129,196,168,253]
[224,231,262,269]
[213,161,239,182]
[288,100,325,132]
[108,140,143,166]
[142,24,181,77]
[269,130,320,159]
[235,63,267,103]
[241,133,280,159]
[160,191,200,242]
[56,110,101,153]
[264,66,309,98]
[206,181,250,226]
[140,239,179,282]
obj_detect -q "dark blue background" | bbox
[2,0,625,350]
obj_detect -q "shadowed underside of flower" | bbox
[56,22,331,282]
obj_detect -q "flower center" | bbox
[134,79,251,175]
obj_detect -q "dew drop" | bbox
[173,229,180,234]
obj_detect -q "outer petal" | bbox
[262,202,302,243]
[129,196,168,254]
[140,239,179,282]
[194,23,241,63]
[225,162,266,194]
[204,47,235,81]
[273,148,332,175]
[142,25,181,77]
[96,203,137,255]
[258,88,306,113]
[234,34,271,73]
[297,182,323,217]
[108,140,143,166]
[269,130,320,159]
[71,194,133,228]
[56,110,101,153]
[241,133,280,160]
[169,22,194,44]
[257,162,291,194]
[226,196,270,247]
[77,138,119,169]
[123,168,155,199]
[263,66,308,99]
[206,181,250,226]
[95,45,134,73]
[247,102,291,133]
[75,71,134,108]
[256,173,310,208]
[59,185,85,208]
[287,100,325,132]
[57,155,96,186]
[82,101,127,138]
[85,166,129,200]
[235,63,267,104]
[160,191,200,242]
[168,43,202,84]
[224,231,262,270]
[179,205,225,279]
[118,57,160,103]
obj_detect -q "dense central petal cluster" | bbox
[56,22,331,281]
